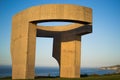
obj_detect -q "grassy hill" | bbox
[1,74,120,80]
[36,75,120,80]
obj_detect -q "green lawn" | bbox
[1,75,120,80]
[35,75,120,80]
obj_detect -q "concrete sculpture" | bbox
[11,4,92,79]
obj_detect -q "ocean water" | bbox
[0,65,116,78]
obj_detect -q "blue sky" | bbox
[0,0,120,68]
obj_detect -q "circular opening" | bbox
[37,21,74,27]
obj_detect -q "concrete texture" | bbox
[11,4,92,79]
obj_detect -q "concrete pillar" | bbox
[11,22,36,79]
[52,36,61,65]
[25,23,36,79]
[60,33,81,78]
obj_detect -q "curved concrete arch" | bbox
[11,4,92,79]
[14,4,92,23]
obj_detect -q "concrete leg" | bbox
[11,23,36,79]
[60,34,81,78]
[52,36,61,65]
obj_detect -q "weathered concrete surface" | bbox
[11,4,92,79]
[60,34,81,78]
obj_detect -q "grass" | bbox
[1,74,120,80]
[35,75,120,80]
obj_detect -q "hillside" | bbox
[100,65,120,73]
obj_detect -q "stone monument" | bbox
[11,4,92,79]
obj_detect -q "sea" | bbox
[0,65,117,78]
